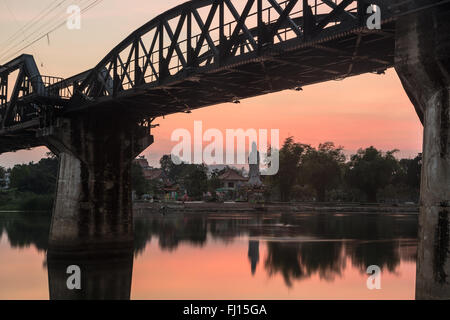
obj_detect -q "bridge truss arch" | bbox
[1,0,429,152]
[72,0,397,116]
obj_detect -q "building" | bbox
[133,156,182,200]
[218,169,248,190]
[143,168,165,183]
[134,156,151,169]
[134,156,169,184]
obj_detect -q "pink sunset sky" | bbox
[0,0,423,168]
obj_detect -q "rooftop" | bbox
[218,169,247,182]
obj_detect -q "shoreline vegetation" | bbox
[0,138,421,212]
[0,153,57,212]
[133,201,419,215]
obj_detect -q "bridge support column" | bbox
[395,6,450,299]
[41,112,153,253]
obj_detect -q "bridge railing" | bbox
[26,75,72,99]
[0,75,71,104]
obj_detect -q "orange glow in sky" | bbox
[0,0,423,167]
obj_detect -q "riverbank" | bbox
[133,201,419,215]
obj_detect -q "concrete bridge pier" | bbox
[40,111,154,253]
[395,6,450,299]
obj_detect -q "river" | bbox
[0,211,418,299]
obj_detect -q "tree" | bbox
[0,166,5,188]
[183,164,208,199]
[131,163,148,197]
[10,156,58,194]
[160,155,173,176]
[208,169,223,192]
[399,154,422,189]
[299,142,346,202]
[345,146,399,202]
[159,155,208,199]
[268,137,308,202]
[160,154,184,183]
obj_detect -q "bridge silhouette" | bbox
[1,0,401,152]
[0,0,449,299]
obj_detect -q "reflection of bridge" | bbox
[0,0,449,299]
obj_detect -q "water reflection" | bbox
[47,249,133,300]
[133,212,417,284]
[0,211,418,299]
[248,240,259,275]
[0,211,50,251]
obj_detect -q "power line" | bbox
[0,0,104,62]
[0,0,79,59]
[0,0,104,63]
[0,0,62,49]
[0,0,72,58]
[0,0,46,67]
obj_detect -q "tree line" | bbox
[266,137,421,203]
[0,138,422,209]
[0,154,58,210]
[132,154,211,200]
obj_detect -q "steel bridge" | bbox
[1,0,450,299]
[0,0,427,153]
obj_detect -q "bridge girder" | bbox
[0,0,444,149]
[0,55,45,128]
[71,0,396,115]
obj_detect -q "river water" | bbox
[0,211,418,299]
